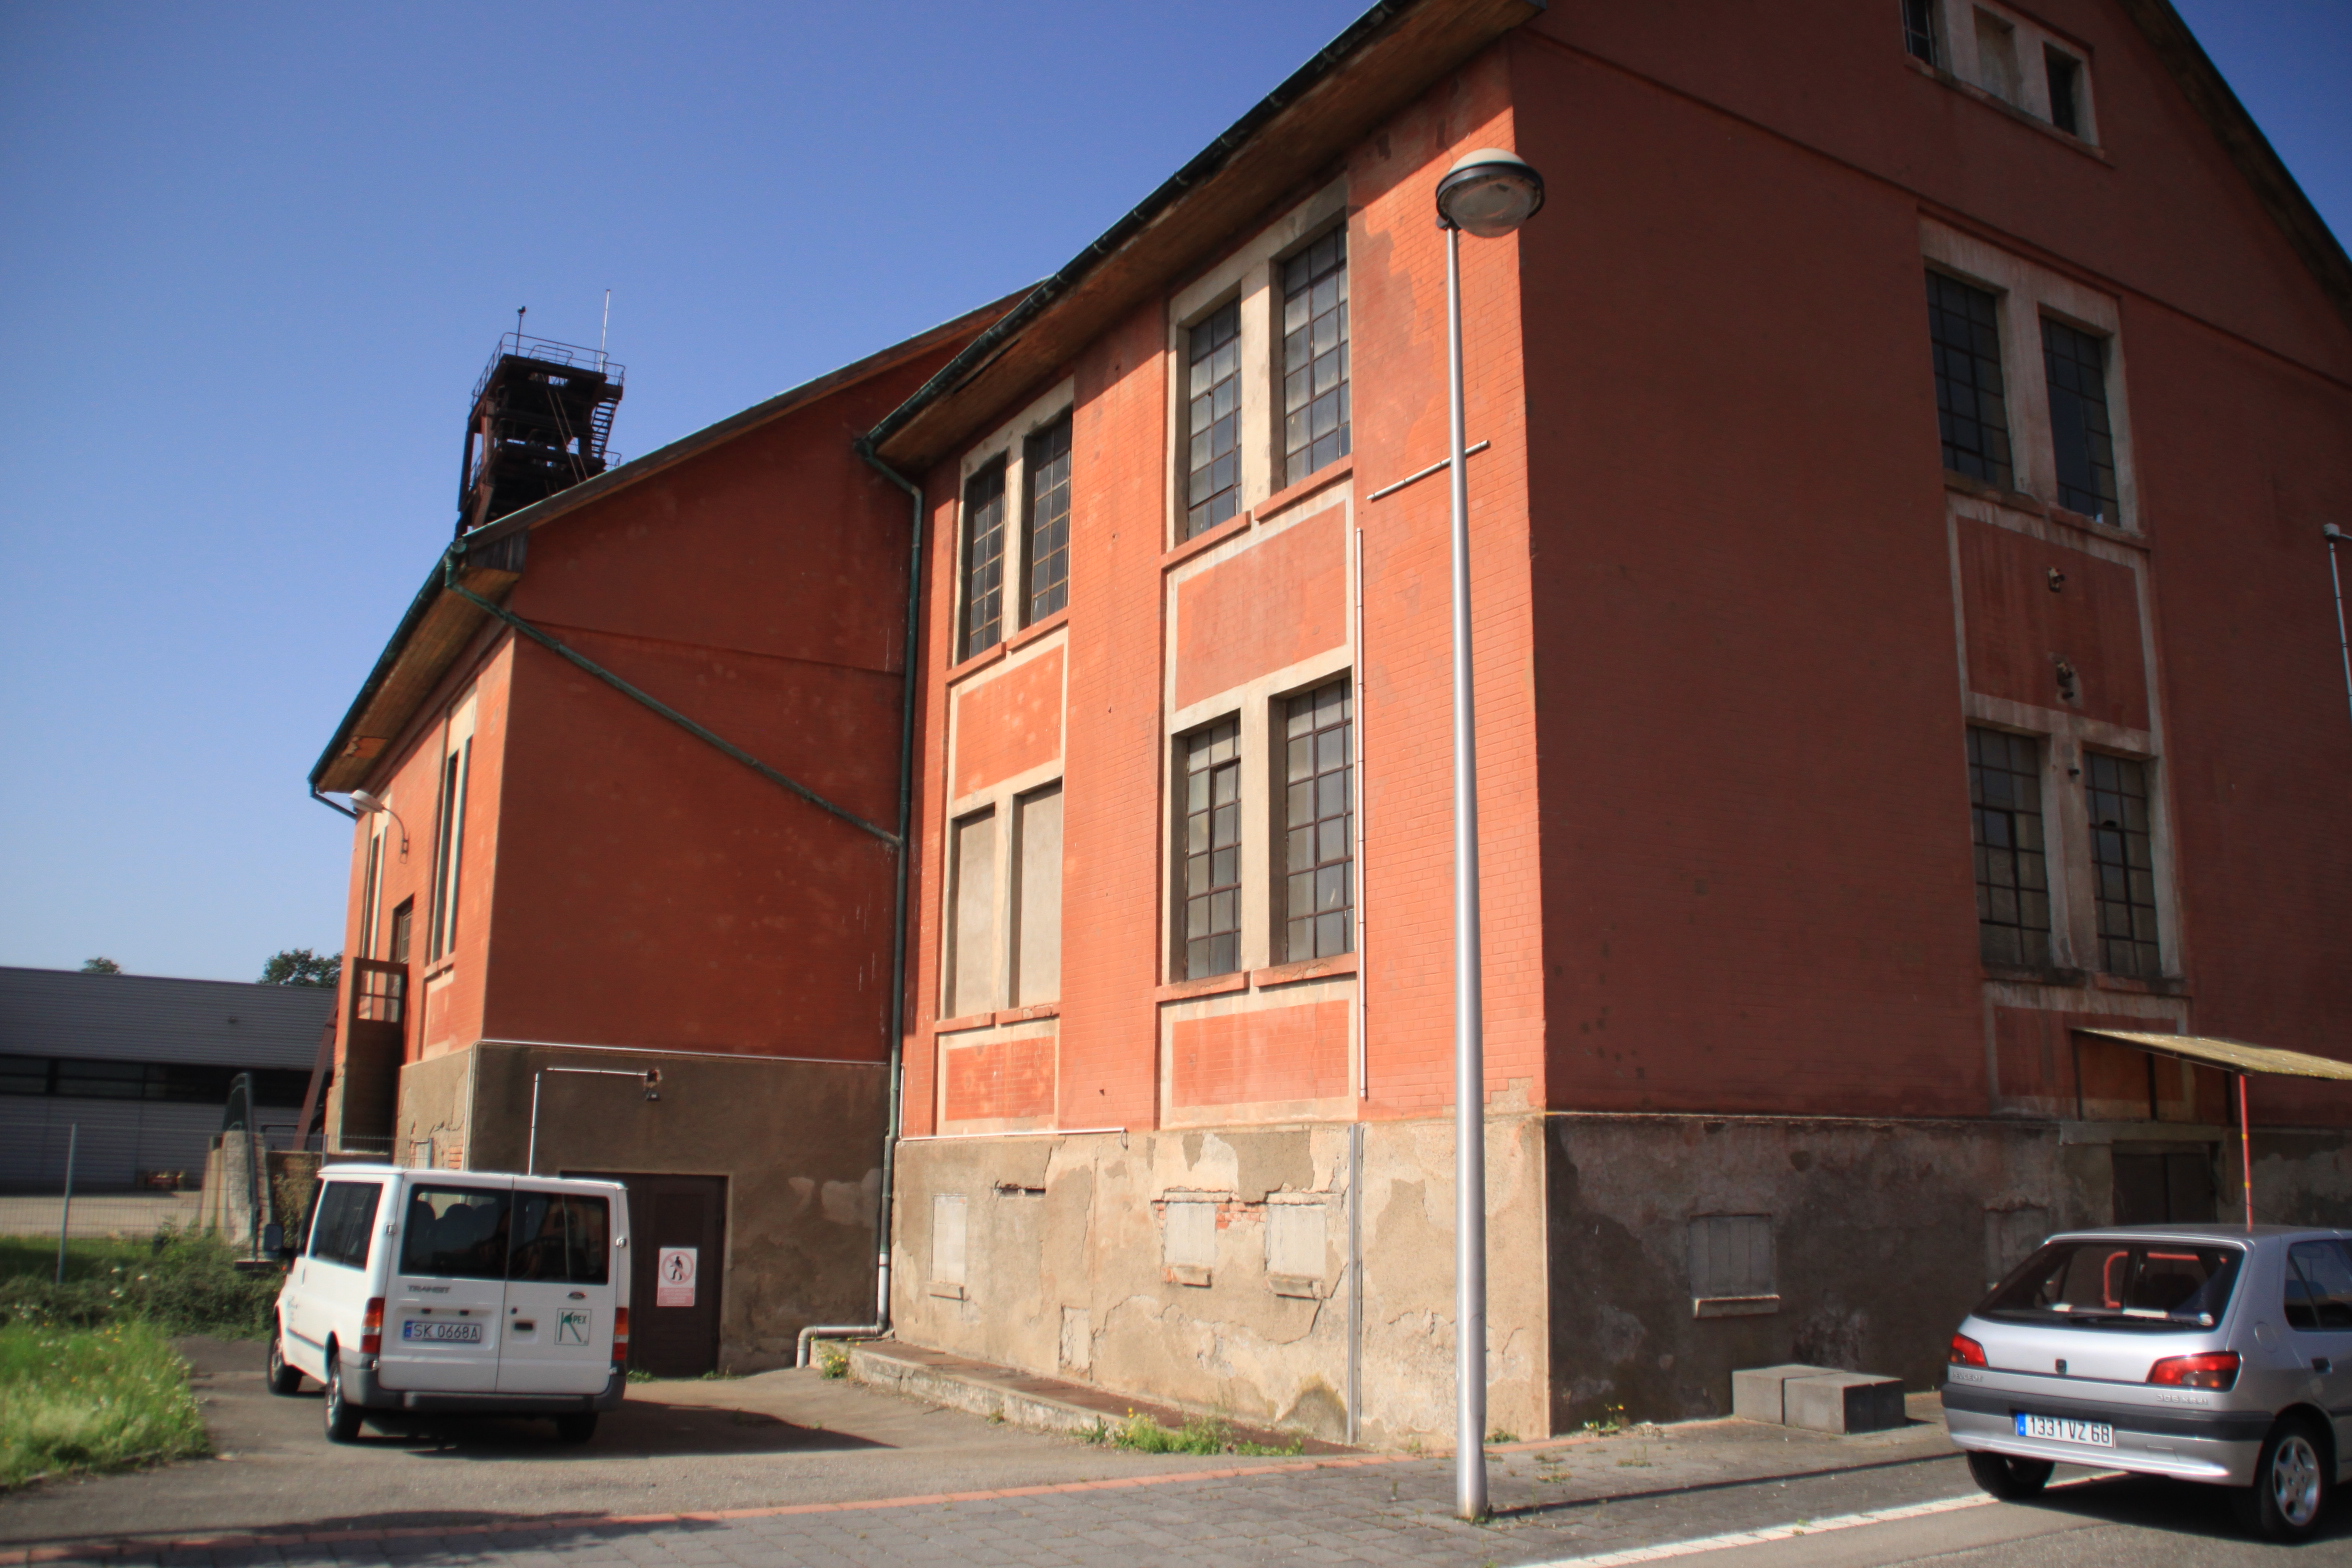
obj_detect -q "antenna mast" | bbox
[600,290,612,367]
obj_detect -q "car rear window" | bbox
[396,1184,612,1283]
[400,1185,512,1280]
[1979,1240,2243,1329]
[511,1192,611,1285]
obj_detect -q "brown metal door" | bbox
[571,1171,725,1377]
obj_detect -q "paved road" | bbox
[7,1340,2352,1565]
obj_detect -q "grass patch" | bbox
[1087,1410,1304,1457]
[0,1319,208,1488]
[0,1228,283,1339]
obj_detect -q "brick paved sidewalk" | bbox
[12,1409,2000,1568]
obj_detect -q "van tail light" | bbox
[360,1298,385,1356]
[1949,1333,1987,1368]
[2149,1351,2240,1391]
[613,1306,630,1354]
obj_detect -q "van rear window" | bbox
[511,1193,611,1285]
[1981,1240,2242,1329]
[310,1182,382,1269]
[397,1185,612,1283]
[400,1186,511,1280]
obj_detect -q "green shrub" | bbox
[0,1229,280,1338]
[1087,1410,1304,1456]
[0,1319,208,1488]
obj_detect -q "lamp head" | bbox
[643,1067,662,1103]
[2327,524,2347,543]
[1436,148,1544,237]
[350,790,386,815]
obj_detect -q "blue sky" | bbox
[1,2,2344,984]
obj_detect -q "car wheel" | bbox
[1966,1451,2054,1499]
[2233,1416,2330,1541]
[553,1413,598,1445]
[322,1350,364,1444]
[266,1324,303,1395]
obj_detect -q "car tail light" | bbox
[2149,1351,2240,1391]
[1949,1333,1987,1368]
[613,1306,630,1353]
[360,1298,384,1356]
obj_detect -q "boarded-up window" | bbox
[931,1193,968,1285]
[1266,1203,1326,1279]
[1689,1214,1774,1300]
[1163,1198,1218,1269]
[948,810,1000,1018]
[1012,785,1062,1006]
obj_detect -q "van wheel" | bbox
[322,1352,363,1443]
[2233,1416,2330,1541]
[266,1327,303,1396]
[1966,1451,2053,1499]
[554,1413,598,1445]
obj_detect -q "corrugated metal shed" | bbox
[0,966,331,1068]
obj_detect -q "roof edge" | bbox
[862,0,1446,462]
[306,292,1021,796]
[2117,0,2352,331]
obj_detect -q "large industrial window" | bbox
[1281,679,1353,962]
[427,731,472,963]
[1179,719,1242,979]
[1281,228,1350,484]
[2086,753,2161,978]
[2042,318,2118,520]
[1023,416,1071,624]
[1928,272,2013,489]
[2045,48,2083,135]
[1902,0,1939,65]
[1185,301,1242,539]
[1967,727,2050,968]
[960,460,1007,659]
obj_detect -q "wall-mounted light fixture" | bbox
[349,790,410,858]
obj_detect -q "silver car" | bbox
[1944,1224,2352,1541]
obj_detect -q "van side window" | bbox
[510,1193,611,1285]
[309,1182,382,1269]
[399,1185,512,1280]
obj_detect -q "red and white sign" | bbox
[656,1246,697,1308]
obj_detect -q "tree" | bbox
[260,949,341,987]
[80,956,122,974]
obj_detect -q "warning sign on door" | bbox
[657,1246,698,1308]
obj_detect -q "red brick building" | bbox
[314,0,2351,1430]
[309,305,1004,1373]
[866,0,2352,1439]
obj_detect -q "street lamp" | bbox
[1435,146,1543,1523]
[349,790,410,858]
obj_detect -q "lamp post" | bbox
[1434,147,1544,1523]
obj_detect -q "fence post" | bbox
[55,1124,78,1285]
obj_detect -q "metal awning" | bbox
[2074,1028,2352,1081]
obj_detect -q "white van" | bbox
[267,1166,631,1443]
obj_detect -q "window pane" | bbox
[1968,726,2051,968]
[314,1181,384,1271]
[1023,417,1072,624]
[2042,318,2118,520]
[2086,754,2161,977]
[1282,231,1350,486]
[511,1192,610,1285]
[1927,272,2013,489]
[399,1185,510,1280]
[1180,720,1242,977]
[1903,0,1938,63]
[961,462,1007,658]
[1185,303,1242,539]
[1280,678,1353,961]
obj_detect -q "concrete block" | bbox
[1731,1363,1835,1424]
[1784,1372,1906,1434]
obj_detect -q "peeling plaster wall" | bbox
[891,1115,1548,1446]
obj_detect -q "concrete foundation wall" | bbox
[890,1114,1549,1447]
[398,1040,889,1370]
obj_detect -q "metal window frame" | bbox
[1966,725,2052,968]
[1021,415,1073,625]
[958,458,1009,660]
[1278,675,1354,963]
[1278,224,1351,487]
[1183,299,1245,540]
[1927,269,2015,490]
[1176,717,1244,979]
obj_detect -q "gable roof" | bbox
[2114,0,2352,329]
[308,294,1017,797]
[865,0,1544,471]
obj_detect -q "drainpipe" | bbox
[2325,525,2352,738]
[310,786,361,821]
[799,439,926,1367]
